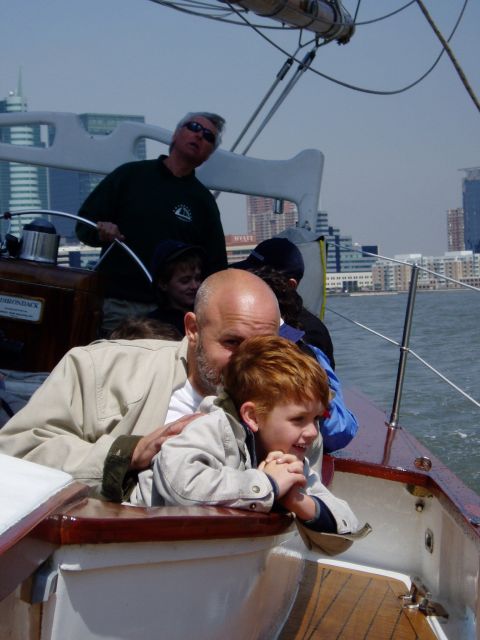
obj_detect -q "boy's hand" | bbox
[258,452,298,470]
[261,458,306,497]
[260,451,300,466]
[279,486,317,521]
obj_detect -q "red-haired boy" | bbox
[131,336,369,554]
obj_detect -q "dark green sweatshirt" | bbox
[76,156,227,302]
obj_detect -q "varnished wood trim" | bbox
[33,501,295,545]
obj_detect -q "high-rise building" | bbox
[447,207,465,252]
[313,210,377,273]
[246,196,297,243]
[462,167,480,254]
[244,202,378,277]
[0,73,49,236]
[49,112,146,239]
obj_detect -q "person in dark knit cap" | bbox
[147,239,206,337]
[232,237,335,368]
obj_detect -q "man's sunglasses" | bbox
[183,121,216,145]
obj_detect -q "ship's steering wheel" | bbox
[1,209,152,284]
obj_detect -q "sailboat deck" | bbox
[279,561,438,640]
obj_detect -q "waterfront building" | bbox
[372,251,480,291]
[225,234,256,264]
[462,167,480,254]
[0,76,49,237]
[438,251,480,288]
[246,196,297,242]
[447,208,465,252]
[313,210,378,274]
[372,259,414,292]
[243,203,377,289]
[0,78,145,245]
[326,271,373,292]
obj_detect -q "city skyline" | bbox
[0,76,477,262]
[0,78,382,264]
[1,0,479,258]
[0,84,49,235]
[1,77,478,291]
[0,75,384,262]
[2,78,477,262]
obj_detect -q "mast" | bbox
[225,0,354,42]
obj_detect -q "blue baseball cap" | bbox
[232,237,304,282]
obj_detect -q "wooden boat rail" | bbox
[6,386,477,557]
[1,486,294,602]
[33,500,295,546]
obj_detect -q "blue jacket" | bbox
[309,344,358,452]
[279,324,358,453]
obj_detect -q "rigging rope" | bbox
[353,1,417,26]
[415,0,479,112]
[242,48,318,154]
[229,0,470,97]
[353,0,361,22]
[149,0,475,102]
[149,0,418,29]
[229,54,297,153]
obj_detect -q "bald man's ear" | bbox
[184,311,199,346]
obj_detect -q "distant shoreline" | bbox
[329,288,472,298]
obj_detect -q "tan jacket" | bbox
[132,396,371,556]
[0,339,189,494]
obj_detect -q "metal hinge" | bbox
[400,576,449,619]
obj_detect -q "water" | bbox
[324,289,480,495]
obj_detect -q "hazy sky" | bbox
[1,0,479,257]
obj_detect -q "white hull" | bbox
[323,472,478,639]
[1,464,478,639]
[30,537,300,640]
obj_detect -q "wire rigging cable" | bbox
[415,0,479,112]
[148,0,417,29]
[242,47,319,154]
[353,1,417,26]
[146,0,476,102]
[229,54,297,153]
[223,14,328,155]
[227,0,471,96]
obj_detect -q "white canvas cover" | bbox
[277,227,325,316]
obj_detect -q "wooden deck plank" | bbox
[279,562,438,640]
[339,574,398,639]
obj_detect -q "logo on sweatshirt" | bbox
[173,204,192,222]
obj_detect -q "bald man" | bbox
[0,270,280,501]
